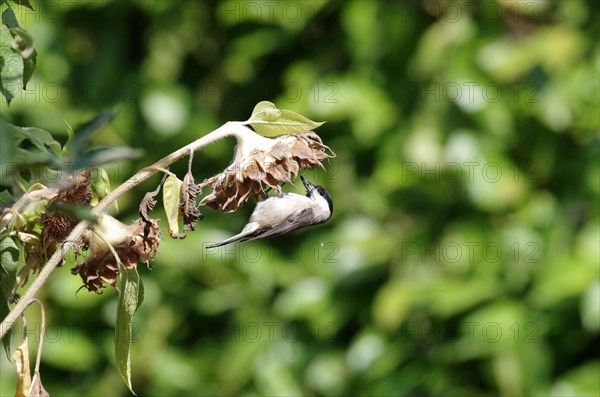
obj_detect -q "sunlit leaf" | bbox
[91,167,111,207]
[13,336,31,397]
[8,28,35,88]
[162,174,184,239]
[246,101,325,137]
[0,26,22,104]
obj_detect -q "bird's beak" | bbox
[301,176,315,194]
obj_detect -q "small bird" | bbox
[206,176,333,248]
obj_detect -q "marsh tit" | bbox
[206,176,333,248]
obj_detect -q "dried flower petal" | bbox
[71,218,160,293]
[200,132,335,212]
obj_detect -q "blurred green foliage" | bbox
[1,0,599,396]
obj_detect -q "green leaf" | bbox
[1,5,19,28]
[115,263,141,395]
[91,167,111,205]
[0,190,14,207]
[20,47,34,88]
[0,26,23,104]
[245,101,325,137]
[9,0,34,11]
[8,28,36,89]
[0,55,11,104]
[13,126,62,157]
[0,236,19,360]
[14,148,59,169]
[249,101,282,121]
[0,118,16,186]
[69,112,116,160]
[61,122,75,158]
[75,146,143,170]
[162,174,184,239]
[136,278,144,312]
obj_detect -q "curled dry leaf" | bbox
[139,182,162,223]
[13,337,31,397]
[71,217,160,293]
[29,372,50,397]
[200,132,335,212]
[181,170,203,232]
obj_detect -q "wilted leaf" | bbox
[139,181,162,223]
[13,336,31,397]
[180,166,203,232]
[0,236,18,360]
[162,174,184,239]
[27,299,49,397]
[29,372,50,397]
[115,263,141,395]
[246,101,325,137]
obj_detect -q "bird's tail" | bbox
[205,234,244,248]
[205,226,258,248]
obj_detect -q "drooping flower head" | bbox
[200,132,335,212]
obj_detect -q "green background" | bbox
[1,0,599,396]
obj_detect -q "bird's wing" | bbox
[244,207,313,241]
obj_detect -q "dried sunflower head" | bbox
[200,132,335,212]
[41,170,92,248]
[71,215,160,293]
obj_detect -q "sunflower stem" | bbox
[0,121,257,339]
